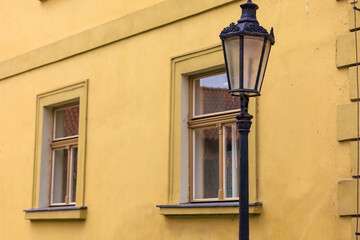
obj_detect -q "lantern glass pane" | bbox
[258,39,272,93]
[243,36,264,91]
[224,36,240,91]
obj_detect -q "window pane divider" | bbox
[189,113,239,128]
[51,138,78,148]
[191,109,240,119]
[218,123,224,200]
[53,135,79,142]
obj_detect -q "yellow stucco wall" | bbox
[0,0,164,62]
[0,0,353,239]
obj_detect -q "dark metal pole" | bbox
[236,93,253,240]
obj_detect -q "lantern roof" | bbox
[219,0,275,44]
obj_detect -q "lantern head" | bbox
[220,0,275,97]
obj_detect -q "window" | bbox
[25,81,88,220]
[157,46,260,216]
[50,104,79,206]
[189,70,241,202]
[166,45,257,207]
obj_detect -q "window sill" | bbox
[23,206,87,221]
[156,202,262,216]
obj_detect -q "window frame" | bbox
[188,70,240,202]
[29,81,88,215]
[49,104,79,206]
[167,45,257,206]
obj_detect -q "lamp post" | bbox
[219,1,275,240]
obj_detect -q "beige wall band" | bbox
[0,0,236,81]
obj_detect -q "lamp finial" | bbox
[238,0,259,23]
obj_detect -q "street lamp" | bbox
[219,1,275,240]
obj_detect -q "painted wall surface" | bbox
[0,0,353,239]
[0,0,164,62]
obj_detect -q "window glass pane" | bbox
[70,147,78,203]
[224,125,240,199]
[54,106,79,139]
[52,149,68,204]
[194,128,219,200]
[194,73,240,116]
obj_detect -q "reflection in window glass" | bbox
[194,73,240,116]
[70,147,78,203]
[52,149,68,204]
[194,128,219,200]
[224,125,240,199]
[54,106,79,139]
